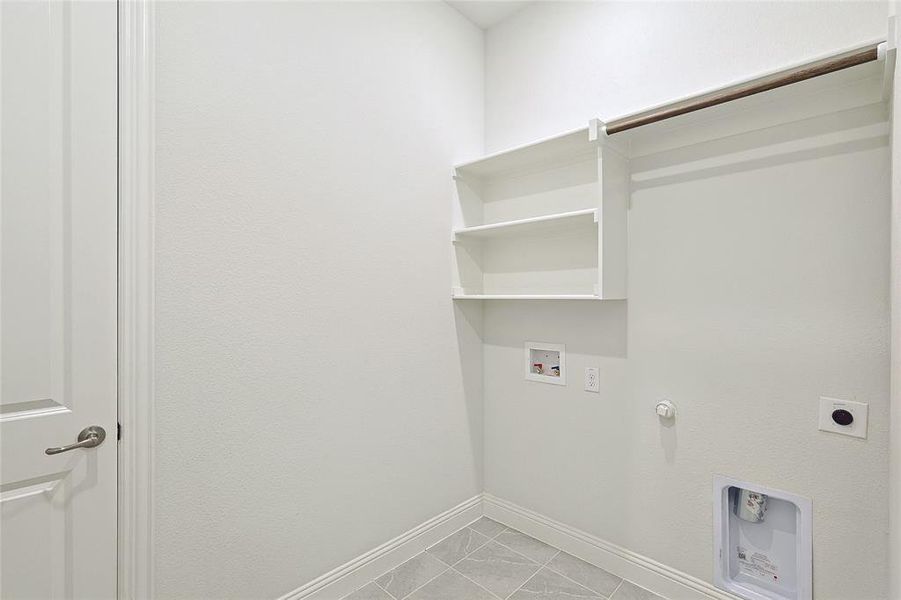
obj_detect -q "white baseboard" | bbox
[278,495,483,600]
[482,494,741,600]
[282,493,740,600]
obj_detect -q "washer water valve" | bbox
[655,399,676,419]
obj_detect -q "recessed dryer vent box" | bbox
[524,342,565,386]
[714,476,811,600]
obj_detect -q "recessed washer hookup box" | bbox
[713,476,812,600]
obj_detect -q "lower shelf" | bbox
[452,293,602,300]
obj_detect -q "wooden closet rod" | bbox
[605,41,885,135]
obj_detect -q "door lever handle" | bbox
[45,425,106,455]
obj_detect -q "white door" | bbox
[1,1,118,598]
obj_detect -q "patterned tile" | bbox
[496,529,559,564]
[406,569,497,600]
[469,517,507,538]
[509,567,601,599]
[610,581,664,600]
[342,582,395,600]
[353,524,668,600]
[375,553,447,599]
[454,540,541,598]
[427,527,490,566]
[546,552,622,597]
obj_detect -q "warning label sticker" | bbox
[737,546,779,582]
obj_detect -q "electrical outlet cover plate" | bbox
[818,396,868,439]
[584,367,599,393]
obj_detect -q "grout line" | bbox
[491,539,553,566]
[500,565,542,600]
[458,535,547,600]
[607,578,625,600]
[474,526,600,597]
[429,525,494,568]
[352,555,647,600]
[374,579,391,595]
[438,524,488,579]
[392,562,451,600]
[482,537,543,567]
[448,567,505,600]
[344,581,386,600]
[542,567,610,599]
[343,522,664,600]
[449,530,523,569]
[372,576,397,599]
[496,524,560,565]
[490,525,508,539]
[490,531,562,568]
[449,525,544,600]
[492,523,629,598]
[469,526,496,545]
[352,526,633,600]
[460,536,493,562]
[541,557,622,599]
[461,517,504,540]
[372,564,404,599]
[476,522,507,540]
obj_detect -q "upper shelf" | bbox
[452,41,894,172]
[453,209,597,241]
[611,48,893,157]
[454,127,595,179]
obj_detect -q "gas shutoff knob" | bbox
[655,399,676,419]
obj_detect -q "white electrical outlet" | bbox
[818,396,868,439]
[584,367,599,393]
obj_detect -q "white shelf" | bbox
[453,209,597,241]
[454,127,595,179]
[449,44,892,303]
[452,294,601,301]
[450,123,628,301]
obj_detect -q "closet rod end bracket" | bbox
[588,118,609,142]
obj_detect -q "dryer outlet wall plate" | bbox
[818,396,868,439]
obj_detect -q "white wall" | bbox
[152,3,484,597]
[486,1,889,151]
[483,2,892,598]
[150,2,895,597]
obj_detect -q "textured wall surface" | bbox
[486,1,889,151]
[483,2,891,598]
[150,2,895,598]
[153,3,484,597]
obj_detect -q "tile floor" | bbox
[342,517,667,600]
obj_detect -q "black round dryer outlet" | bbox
[832,409,854,426]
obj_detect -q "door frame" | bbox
[118,0,155,598]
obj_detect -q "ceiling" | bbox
[447,1,532,29]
